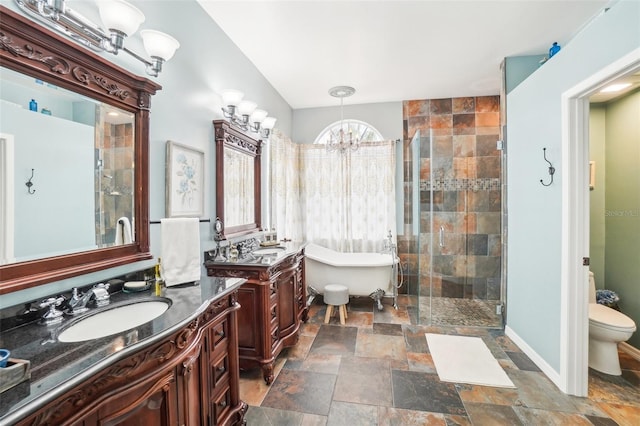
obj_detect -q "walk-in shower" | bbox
[399,96,504,328]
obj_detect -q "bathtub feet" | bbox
[307,286,319,307]
[369,289,385,311]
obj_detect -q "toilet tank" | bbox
[589,271,596,304]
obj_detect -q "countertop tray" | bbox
[0,358,31,394]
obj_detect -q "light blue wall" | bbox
[292,102,403,144]
[504,55,544,94]
[0,0,293,308]
[506,1,640,372]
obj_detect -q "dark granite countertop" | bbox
[0,275,246,425]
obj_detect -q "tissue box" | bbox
[0,358,31,394]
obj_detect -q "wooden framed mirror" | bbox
[214,120,261,239]
[0,6,160,294]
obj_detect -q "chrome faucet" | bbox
[39,296,65,325]
[382,230,396,254]
[67,283,110,315]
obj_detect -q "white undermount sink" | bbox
[252,246,286,255]
[58,298,171,343]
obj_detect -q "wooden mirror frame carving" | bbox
[214,119,262,239]
[0,6,159,294]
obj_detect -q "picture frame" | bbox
[166,141,205,217]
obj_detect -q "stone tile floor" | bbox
[239,296,640,425]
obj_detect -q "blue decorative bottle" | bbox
[549,42,561,58]
[29,99,37,112]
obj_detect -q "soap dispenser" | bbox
[154,257,165,296]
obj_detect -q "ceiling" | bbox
[198,0,613,110]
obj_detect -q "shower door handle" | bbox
[439,226,445,248]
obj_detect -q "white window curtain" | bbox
[270,133,396,253]
[269,130,303,243]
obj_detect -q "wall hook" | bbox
[540,148,555,187]
[26,168,36,194]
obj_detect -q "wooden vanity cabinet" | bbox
[205,249,307,384]
[14,292,247,426]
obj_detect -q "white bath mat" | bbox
[426,333,515,388]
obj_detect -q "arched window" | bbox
[314,119,384,145]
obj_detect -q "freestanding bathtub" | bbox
[304,243,399,310]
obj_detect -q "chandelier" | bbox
[326,86,359,153]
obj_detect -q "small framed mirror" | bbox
[214,120,261,238]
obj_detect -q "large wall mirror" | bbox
[0,7,160,294]
[214,120,261,238]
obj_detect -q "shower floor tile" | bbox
[418,296,502,328]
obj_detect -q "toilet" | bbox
[588,271,636,375]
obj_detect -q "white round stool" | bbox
[323,284,349,325]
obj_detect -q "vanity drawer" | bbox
[209,318,229,353]
[210,383,231,425]
[210,352,230,387]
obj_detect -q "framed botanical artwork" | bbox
[166,141,205,217]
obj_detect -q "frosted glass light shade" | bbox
[98,0,145,36]
[237,100,257,116]
[261,116,277,130]
[140,30,180,61]
[221,90,244,107]
[250,109,268,124]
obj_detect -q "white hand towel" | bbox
[115,217,133,245]
[161,218,201,286]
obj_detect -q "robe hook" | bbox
[540,148,555,187]
[26,168,36,194]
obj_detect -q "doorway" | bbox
[561,48,640,397]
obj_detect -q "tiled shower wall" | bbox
[95,122,134,245]
[399,96,502,301]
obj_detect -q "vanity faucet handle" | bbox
[39,296,64,309]
[39,296,65,325]
[94,282,110,290]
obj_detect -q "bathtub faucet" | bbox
[382,230,396,254]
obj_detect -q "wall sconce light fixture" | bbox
[221,89,277,138]
[15,0,180,77]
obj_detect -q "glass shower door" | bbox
[423,129,503,328]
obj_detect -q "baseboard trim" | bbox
[505,325,563,391]
[620,342,640,362]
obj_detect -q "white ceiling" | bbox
[198,0,611,109]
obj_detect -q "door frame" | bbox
[0,133,15,265]
[560,48,640,396]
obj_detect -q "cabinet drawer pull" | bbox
[215,329,225,337]
[218,400,227,408]
[216,365,226,373]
